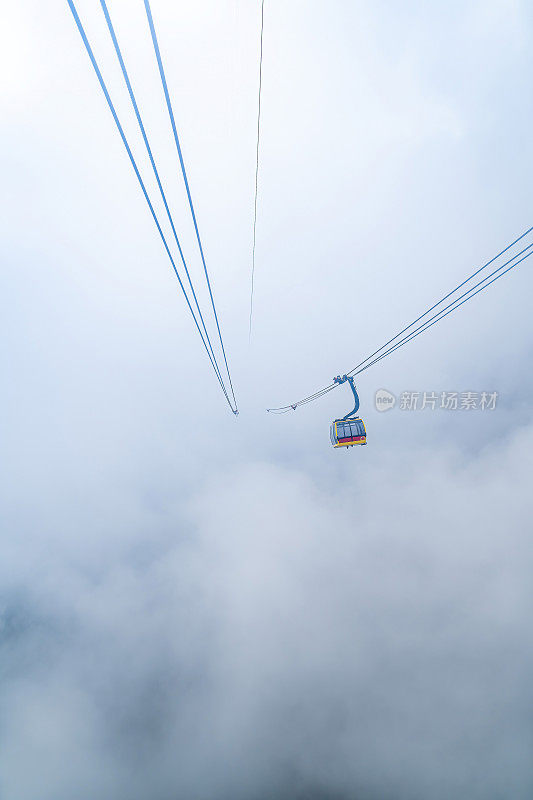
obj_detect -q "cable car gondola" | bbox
[330,375,367,448]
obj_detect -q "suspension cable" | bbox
[66,0,234,411]
[99,0,228,396]
[354,247,533,377]
[143,0,238,412]
[342,228,533,380]
[267,228,533,412]
[249,0,265,339]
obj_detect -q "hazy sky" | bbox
[2,1,533,798]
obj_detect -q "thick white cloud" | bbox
[2,423,533,799]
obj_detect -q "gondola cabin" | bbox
[330,416,367,448]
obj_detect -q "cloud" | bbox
[2,421,533,799]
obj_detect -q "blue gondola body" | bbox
[330,375,367,447]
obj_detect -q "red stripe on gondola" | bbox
[338,435,365,443]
